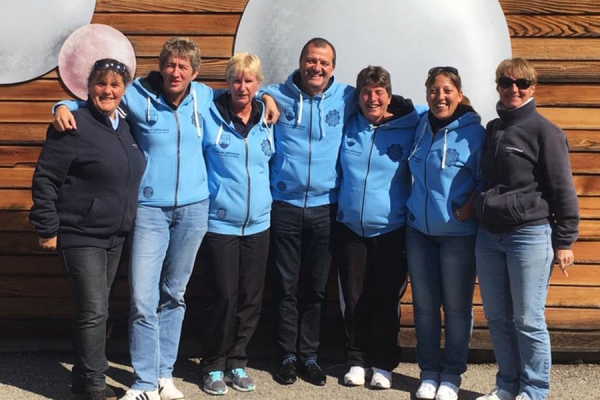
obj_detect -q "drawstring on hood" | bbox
[441,128,448,169]
[297,92,303,124]
[319,94,326,138]
[192,89,202,138]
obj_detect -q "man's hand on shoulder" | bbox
[53,105,77,132]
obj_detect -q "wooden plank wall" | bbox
[0,0,599,353]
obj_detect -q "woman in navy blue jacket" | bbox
[30,59,145,400]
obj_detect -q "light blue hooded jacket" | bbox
[406,109,485,236]
[262,71,357,208]
[203,97,274,236]
[56,71,213,207]
[337,96,420,237]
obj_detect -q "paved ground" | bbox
[0,344,598,400]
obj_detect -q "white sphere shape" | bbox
[0,0,96,84]
[235,0,512,124]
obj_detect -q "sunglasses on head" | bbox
[92,59,127,75]
[497,76,532,90]
[428,66,459,76]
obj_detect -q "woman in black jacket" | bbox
[30,59,146,400]
[474,58,579,400]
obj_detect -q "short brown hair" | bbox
[159,37,202,72]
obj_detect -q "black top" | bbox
[30,102,146,248]
[476,99,579,248]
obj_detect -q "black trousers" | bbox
[270,201,336,362]
[198,230,270,372]
[61,243,123,392]
[335,223,407,371]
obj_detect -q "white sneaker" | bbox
[515,396,528,400]
[158,378,184,400]
[436,382,459,400]
[343,366,365,386]
[476,387,516,400]
[119,389,160,400]
[416,379,439,399]
[370,368,392,389]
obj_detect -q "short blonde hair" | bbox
[495,57,538,85]
[225,52,264,83]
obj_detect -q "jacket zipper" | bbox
[242,136,251,235]
[360,126,377,236]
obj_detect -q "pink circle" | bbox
[58,24,136,100]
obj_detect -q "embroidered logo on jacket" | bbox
[345,131,358,147]
[261,139,273,156]
[191,112,203,127]
[143,187,154,198]
[146,110,158,126]
[386,144,403,162]
[326,110,341,127]
[219,134,231,149]
[444,148,460,167]
[276,181,287,191]
[216,208,227,219]
[285,106,295,121]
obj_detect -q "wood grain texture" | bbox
[0,124,49,145]
[506,15,600,37]
[96,0,248,13]
[128,35,234,58]
[499,0,600,15]
[0,168,33,189]
[531,61,600,83]
[568,130,600,152]
[538,107,600,129]
[534,84,600,107]
[579,197,600,219]
[512,38,600,60]
[574,175,600,195]
[91,14,240,35]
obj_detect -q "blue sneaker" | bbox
[203,371,227,396]
[225,368,256,392]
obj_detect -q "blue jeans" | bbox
[128,200,208,390]
[61,242,123,392]
[270,201,335,361]
[476,224,553,400]
[405,226,476,387]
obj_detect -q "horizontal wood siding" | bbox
[0,0,598,353]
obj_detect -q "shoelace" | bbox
[208,371,224,381]
[231,368,249,378]
[282,356,297,365]
[305,359,319,368]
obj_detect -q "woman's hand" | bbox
[38,236,57,251]
[555,248,574,277]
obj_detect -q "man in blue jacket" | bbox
[262,37,356,386]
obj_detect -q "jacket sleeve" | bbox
[29,125,78,238]
[540,124,579,249]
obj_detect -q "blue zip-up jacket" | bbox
[203,95,274,236]
[57,71,213,207]
[407,108,485,236]
[263,71,357,207]
[337,96,420,237]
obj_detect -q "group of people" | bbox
[29,34,579,400]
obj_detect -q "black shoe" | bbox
[302,360,326,386]
[275,357,297,385]
[70,385,117,400]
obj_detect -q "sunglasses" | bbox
[92,59,127,75]
[428,66,459,76]
[497,76,532,90]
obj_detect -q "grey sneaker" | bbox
[203,371,227,396]
[225,368,256,392]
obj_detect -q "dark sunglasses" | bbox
[92,59,127,75]
[428,66,459,76]
[497,76,532,90]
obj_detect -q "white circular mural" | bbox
[0,0,96,84]
[235,0,512,123]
